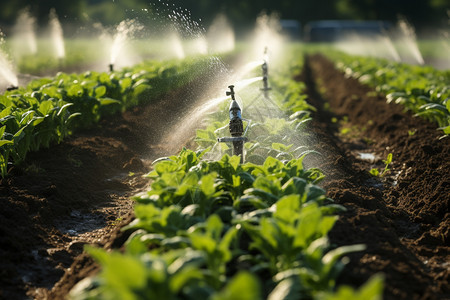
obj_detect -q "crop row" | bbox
[6,38,200,75]
[329,53,450,135]
[70,53,383,299]
[7,38,105,75]
[0,57,214,177]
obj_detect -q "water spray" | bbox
[245,48,280,119]
[217,85,250,163]
[49,9,65,60]
[108,19,143,72]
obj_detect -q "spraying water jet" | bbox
[169,30,185,59]
[251,13,285,64]
[0,43,19,90]
[207,14,235,53]
[396,17,424,65]
[49,8,65,60]
[108,19,143,71]
[13,7,37,56]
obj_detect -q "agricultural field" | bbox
[0,4,449,300]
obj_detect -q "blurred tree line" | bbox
[0,0,448,32]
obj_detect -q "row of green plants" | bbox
[196,49,315,164]
[6,37,244,76]
[0,56,214,177]
[329,52,450,135]
[5,38,188,75]
[5,38,104,76]
[70,53,383,299]
[72,150,382,300]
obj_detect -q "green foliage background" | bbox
[0,0,448,32]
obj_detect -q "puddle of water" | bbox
[356,152,378,163]
[57,210,105,236]
[364,177,384,190]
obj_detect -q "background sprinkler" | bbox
[261,59,272,99]
[217,85,250,163]
[261,47,272,98]
[245,48,279,120]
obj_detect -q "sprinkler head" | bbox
[6,85,18,91]
[217,84,250,163]
[227,85,242,122]
[226,85,235,100]
[109,63,114,72]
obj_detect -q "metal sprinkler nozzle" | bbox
[261,47,271,93]
[109,63,114,72]
[226,85,235,100]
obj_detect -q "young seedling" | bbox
[370,153,393,177]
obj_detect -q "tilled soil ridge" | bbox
[0,77,209,299]
[302,54,449,300]
[1,54,448,300]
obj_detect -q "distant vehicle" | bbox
[304,20,392,42]
[280,19,302,40]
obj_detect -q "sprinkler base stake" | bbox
[217,137,248,143]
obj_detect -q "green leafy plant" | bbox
[317,274,384,300]
[369,153,393,177]
[0,57,213,177]
[71,147,377,299]
[70,51,383,300]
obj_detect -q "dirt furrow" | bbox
[301,54,449,300]
[0,63,224,299]
[1,54,447,300]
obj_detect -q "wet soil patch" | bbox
[301,54,449,300]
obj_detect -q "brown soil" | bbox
[301,54,449,300]
[0,79,205,299]
[0,54,448,300]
